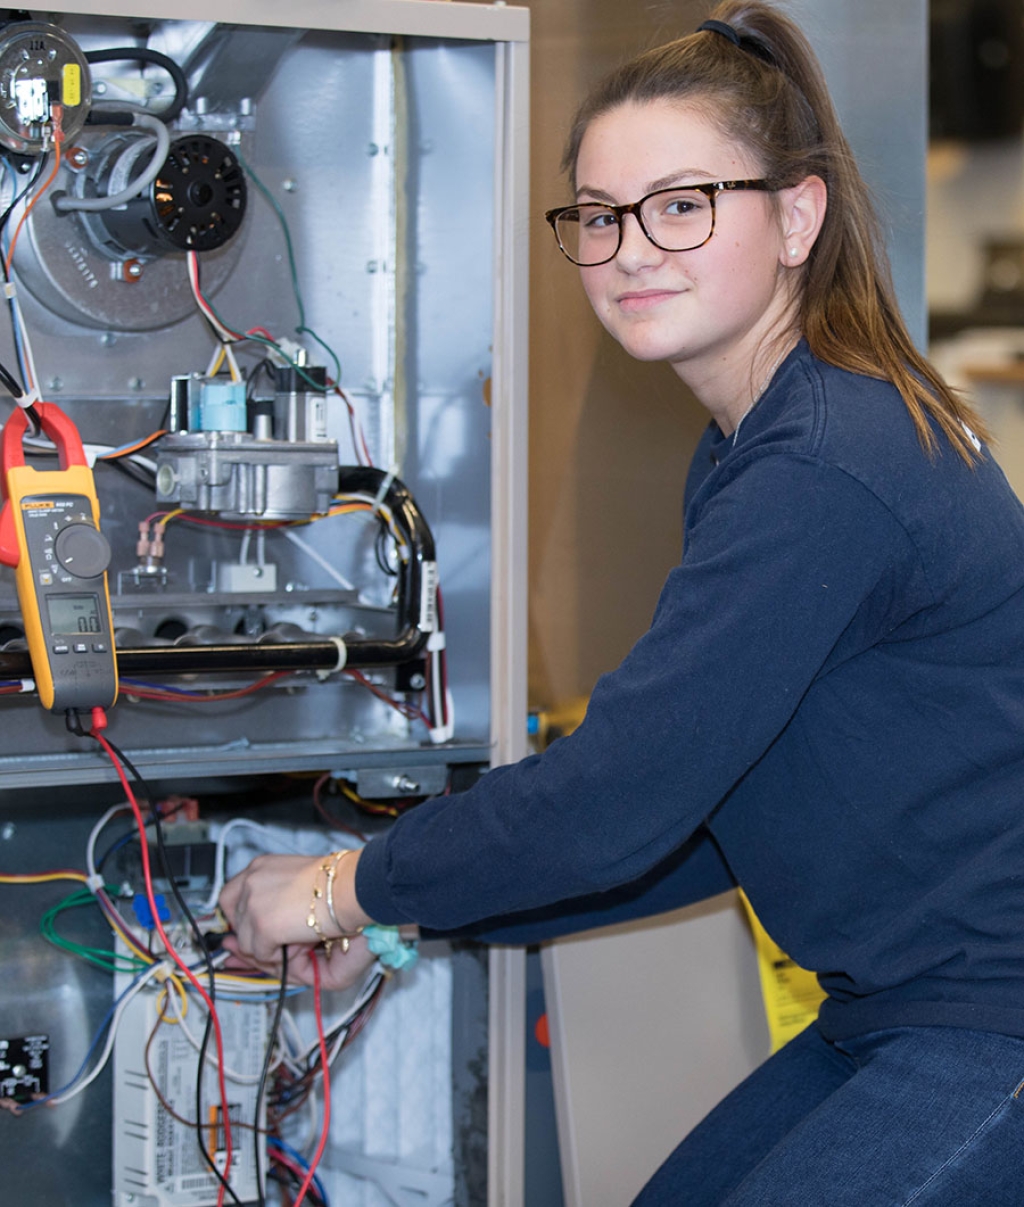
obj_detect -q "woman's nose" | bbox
[615,211,663,269]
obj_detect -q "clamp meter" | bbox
[0,403,117,712]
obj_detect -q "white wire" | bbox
[6,283,39,402]
[290,967,382,1067]
[49,961,166,1104]
[162,983,277,1086]
[277,1008,307,1076]
[199,818,316,914]
[86,802,132,883]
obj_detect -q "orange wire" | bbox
[5,111,63,277]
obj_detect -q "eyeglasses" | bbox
[545,179,773,267]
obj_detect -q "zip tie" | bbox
[85,872,104,894]
[372,464,398,515]
[315,635,348,680]
[18,678,35,693]
[426,630,446,651]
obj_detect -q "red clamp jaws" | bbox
[0,403,89,567]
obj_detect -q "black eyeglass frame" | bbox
[545,179,774,266]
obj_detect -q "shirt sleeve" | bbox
[356,452,926,931]
[421,824,736,945]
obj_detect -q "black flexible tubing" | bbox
[85,47,189,122]
[0,469,437,679]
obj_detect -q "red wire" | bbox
[122,671,292,703]
[90,723,236,1207]
[291,954,330,1207]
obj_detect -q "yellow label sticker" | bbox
[740,891,826,1052]
[62,64,81,108]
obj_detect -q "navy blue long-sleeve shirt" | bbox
[357,341,1024,1041]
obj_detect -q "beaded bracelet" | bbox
[306,868,334,957]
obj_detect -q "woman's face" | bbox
[574,99,799,396]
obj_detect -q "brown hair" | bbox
[562,0,987,462]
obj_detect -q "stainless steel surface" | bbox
[0,9,512,780]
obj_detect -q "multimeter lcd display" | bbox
[47,593,102,635]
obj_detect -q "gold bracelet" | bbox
[307,862,334,958]
[312,850,363,955]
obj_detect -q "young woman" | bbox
[221,4,1024,1201]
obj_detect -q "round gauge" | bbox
[0,22,91,154]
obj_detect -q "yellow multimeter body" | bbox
[0,404,117,712]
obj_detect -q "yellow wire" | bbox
[0,871,88,884]
[156,974,189,1025]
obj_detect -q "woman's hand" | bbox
[219,849,373,979]
[221,933,379,992]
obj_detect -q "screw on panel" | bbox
[393,775,421,794]
[282,179,297,193]
[47,377,62,392]
[1,822,15,840]
[120,259,144,282]
[66,145,88,170]
[368,143,380,156]
[128,377,145,391]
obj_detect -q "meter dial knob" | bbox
[53,522,111,578]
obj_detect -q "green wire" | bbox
[234,147,344,387]
[39,886,150,976]
[235,145,305,329]
[244,332,335,395]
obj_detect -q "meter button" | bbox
[53,523,110,578]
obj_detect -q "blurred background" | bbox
[521,0,1005,716]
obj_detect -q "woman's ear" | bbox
[778,174,827,267]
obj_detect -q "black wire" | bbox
[254,947,288,1207]
[0,357,24,400]
[85,47,189,123]
[374,521,399,578]
[0,150,47,245]
[100,454,157,490]
[98,733,244,1207]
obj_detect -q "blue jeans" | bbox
[631,1023,1024,1205]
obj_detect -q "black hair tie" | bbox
[697,18,778,67]
[698,19,741,45]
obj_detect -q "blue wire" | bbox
[266,1137,331,1207]
[17,965,153,1111]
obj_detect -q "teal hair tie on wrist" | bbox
[363,924,419,971]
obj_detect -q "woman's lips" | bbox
[616,288,679,312]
